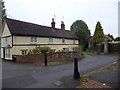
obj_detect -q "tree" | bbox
[92,21,105,45]
[0,0,6,33]
[2,1,6,23]
[28,46,52,55]
[114,37,120,41]
[70,20,91,50]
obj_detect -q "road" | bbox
[2,55,118,88]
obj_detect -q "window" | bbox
[21,50,28,55]
[73,40,76,44]
[63,48,68,51]
[62,38,65,44]
[5,48,10,58]
[49,38,53,43]
[5,38,8,42]
[31,37,37,42]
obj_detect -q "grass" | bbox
[80,76,91,82]
[117,59,120,62]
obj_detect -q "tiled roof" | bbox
[6,18,78,39]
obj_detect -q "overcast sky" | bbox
[4,0,119,38]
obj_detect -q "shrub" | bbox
[73,45,83,52]
[38,46,51,53]
[89,43,104,53]
[28,46,52,55]
[97,43,104,52]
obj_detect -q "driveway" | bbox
[2,55,118,88]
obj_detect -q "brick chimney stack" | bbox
[61,21,65,30]
[51,18,55,28]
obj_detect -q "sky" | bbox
[3,0,119,38]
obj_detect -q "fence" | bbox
[108,42,120,53]
[15,52,81,63]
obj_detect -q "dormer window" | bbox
[31,37,37,42]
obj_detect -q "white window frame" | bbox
[5,37,8,42]
[31,37,37,42]
[73,39,76,44]
[5,48,10,58]
[62,38,65,44]
[21,50,28,55]
[49,38,53,43]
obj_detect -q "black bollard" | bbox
[44,52,47,66]
[74,57,80,79]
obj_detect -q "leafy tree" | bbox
[0,0,6,33]
[0,1,6,24]
[114,37,120,41]
[92,21,105,45]
[73,45,83,52]
[70,20,91,50]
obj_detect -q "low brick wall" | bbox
[16,52,81,63]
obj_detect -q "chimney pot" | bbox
[51,18,55,28]
[61,21,65,30]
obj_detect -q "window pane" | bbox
[73,40,76,44]
[21,50,28,55]
[5,38,7,41]
[22,51,24,55]
[31,37,33,42]
[35,37,37,42]
[8,49,10,58]
[62,38,65,43]
[49,38,53,42]
[5,48,10,58]
[31,37,37,42]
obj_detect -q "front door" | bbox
[3,48,5,59]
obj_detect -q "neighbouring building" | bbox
[105,34,114,41]
[88,34,114,49]
[1,18,79,60]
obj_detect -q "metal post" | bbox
[44,52,47,66]
[74,57,80,79]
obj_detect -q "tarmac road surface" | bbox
[2,55,118,88]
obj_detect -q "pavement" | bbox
[88,61,119,89]
[77,61,119,89]
[2,55,118,88]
